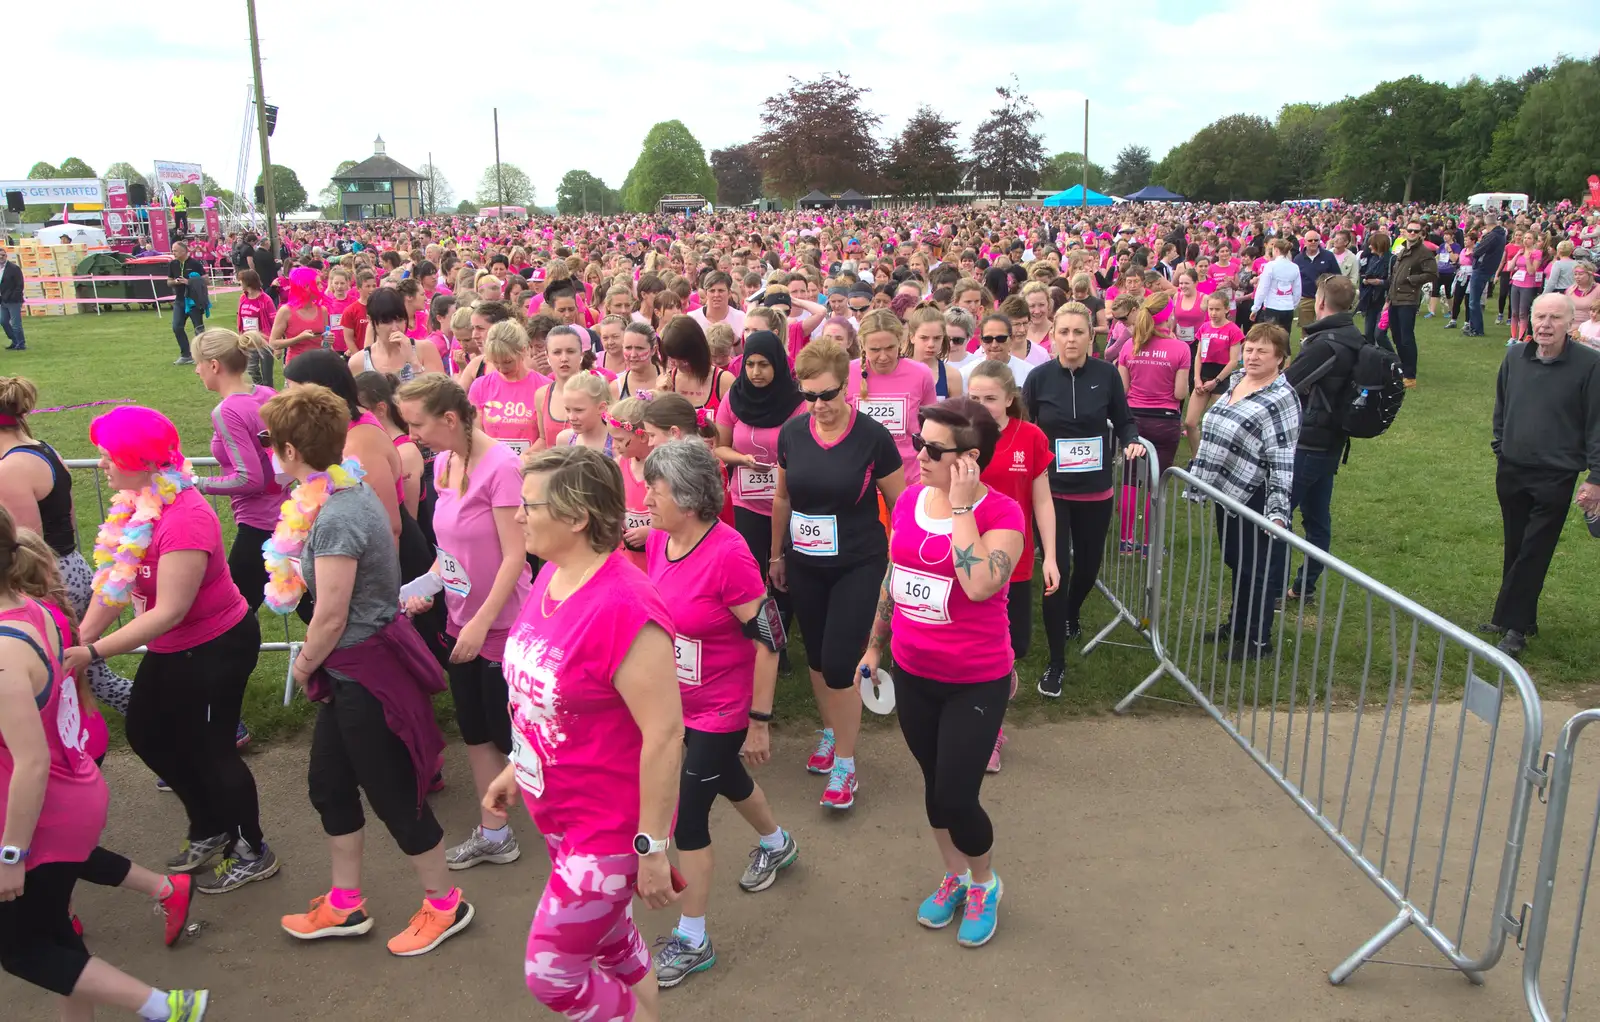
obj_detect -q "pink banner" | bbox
[204,206,220,243]
[150,207,170,253]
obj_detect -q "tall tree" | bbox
[754,72,882,199]
[22,163,59,222]
[257,165,307,217]
[103,162,150,194]
[1161,114,1279,202]
[27,162,59,179]
[967,77,1046,200]
[1040,152,1106,192]
[476,163,536,207]
[317,160,361,212]
[1272,102,1340,198]
[710,144,763,206]
[1106,145,1154,196]
[1328,75,1455,202]
[456,199,480,215]
[622,120,717,213]
[1447,75,1526,201]
[179,173,235,209]
[57,157,96,178]
[416,161,454,215]
[883,106,963,202]
[557,170,616,214]
[1488,56,1600,200]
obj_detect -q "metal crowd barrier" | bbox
[1081,432,1158,659]
[1521,708,1600,1021]
[1117,465,1544,987]
[63,457,303,706]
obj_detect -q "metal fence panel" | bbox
[1081,433,1158,661]
[1119,465,1543,986]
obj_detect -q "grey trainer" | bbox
[654,932,716,988]
[738,831,798,892]
[166,833,230,874]
[446,826,521,870]
[196,842,281,895]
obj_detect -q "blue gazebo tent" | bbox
[1043,185,1114,207]
[1125,184,1186,202]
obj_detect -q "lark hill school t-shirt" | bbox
[236,291,276,336]
[778,409,903,566]
[1197,321,1244,366]
[714,398,806,516]
[430,443,533,663]
[978,417,1051,583]
[887,485,1025,684]
[846,357,938,479]
[503,552,675,856]
[1116,336,1192,412]
[132,487,248,653]
[646,523,766,733]
[468,370,551,456]
[303,483,400,652]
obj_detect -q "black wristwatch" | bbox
[748,709,774,722]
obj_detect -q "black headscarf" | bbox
[728,330,802,429]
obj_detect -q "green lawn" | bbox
[15,294,1594,748]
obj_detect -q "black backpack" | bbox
[1336,343,1405,439]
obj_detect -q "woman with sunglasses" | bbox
[857,397,1024,949]
[771,338,906,809]
[960,313,1034,388]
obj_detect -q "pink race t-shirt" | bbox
[714,398,805,515]
[503,552,675,855]
[430,443,532,662]
[1197,321,1244,365]
[887,485,1024,684]
[468,371,550,455]
[236,291,276,335]
[646,523,766,733]
[846,357,938,478]
[1116,336,1192,412]
[132,487,249,653]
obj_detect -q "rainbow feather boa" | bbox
[90,463,195,609]
[262,458,366,615]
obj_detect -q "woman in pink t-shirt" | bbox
[1170,269,1209,352]
[484,445,681,1022]
[643,439,796,986]
[607,396,655,572]
[849,310,940,479]
[1115,294,1191,549]
[65,406,276,894]
[397,375,533,873]
[468,320,550,457]
[856,397,1024,950]
[531,326,590,452]
[1185,294,1245,454]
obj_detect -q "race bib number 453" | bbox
[1055,437,1104,473]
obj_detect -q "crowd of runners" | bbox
[2,196,1599,1022]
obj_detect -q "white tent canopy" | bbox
[35,222,108,247]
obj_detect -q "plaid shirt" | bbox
[1188,370,1301,523]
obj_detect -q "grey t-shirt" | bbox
[303,483,398,649]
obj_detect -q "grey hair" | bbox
[642,439,724,522]
[1532,291,1575,322]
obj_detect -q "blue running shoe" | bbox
[957,874,1003,948]
[917,873,969,929]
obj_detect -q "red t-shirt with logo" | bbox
[979,416,1051,582]
[339,299,369,351]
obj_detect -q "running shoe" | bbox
[917,873,970,929]
[235,721,252,749]
[1064,619,1082,640]
[1423,311,1435,319]
[386,898,474,956]
[1037,663,1064,698]
[653,931,716,988]
[1444,319,1457,329]
[165,833,230,874]
[159,990,209,1021]
[805,728,836,775]
[987,730,1007,774]
[161,874,193,947]
[155,777,173,792]
[428,769,446,793]
[71,912,83,936]
[281,894,375,940]
[196,842,280,895]
[739,831,798,892]
[958,876,1003,948]
[445,826,521,870]
[173,357,196,366]
[820,762,857,809]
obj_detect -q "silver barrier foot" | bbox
[1080,612,1125,657]
[282,641,302,707]
[1114,664,1170,715]
[1330,909,1414,985]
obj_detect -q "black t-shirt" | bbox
[1078,294,1106,328]
[778,410,901,566]
[252,247,278,285]
[168,257,203,299]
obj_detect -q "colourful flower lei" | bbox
[91,463,196,609]
[262,458,366,615]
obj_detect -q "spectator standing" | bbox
[0,247,24,351]
[166,241,204,366]
[1466,214,1508,337]
[1386,219,1438,389]
[1291,230,1340,343]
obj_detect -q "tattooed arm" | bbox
[858,564,896,675]
[949,512,1023,604]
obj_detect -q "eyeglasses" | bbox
[911,434,970,459]
[520,500,550,515]
[800,385,844,402]
[256,429,273,449]
[980,334,1010,345]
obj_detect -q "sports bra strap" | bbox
[1,443,60,487]
[0,623,55,709]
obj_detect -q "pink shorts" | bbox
[524,834,649,1021]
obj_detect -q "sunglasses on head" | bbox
[911,434,970,459]
[256,429,273,449]
[800,384,843,402]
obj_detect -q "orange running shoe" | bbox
[386,898,474,957]
[280,895,374,941]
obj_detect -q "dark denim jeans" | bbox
[1467,271,1491,334]
[1289,446,1341,597]
[0,303,23,348]
[1215,486,1289,646]
[171,302,203,358]
[1389,303,1419,379]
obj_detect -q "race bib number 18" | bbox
[437,548,470,598]
[1055,436,1104,473]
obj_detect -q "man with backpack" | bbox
[1283,274,1406,600]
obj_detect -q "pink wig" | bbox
[89,406,183,471]
[283,266,326,310]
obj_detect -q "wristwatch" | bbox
[0,845,27,866]
[633,832,669,856]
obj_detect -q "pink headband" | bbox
[1150,302,1175,325]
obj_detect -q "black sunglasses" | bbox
[980,334,1010,344]
[800,385,844,402]
[256,429,273,449]
[911,434,970,459]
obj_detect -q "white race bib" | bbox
[131,592,147,617]
[437,548,470,597]
[790,512,839,556]
[860,396,907,434]
[1177,325,1196,344]
[737,464,777,500]
[510,726,545,797]
[625,509,652,532]
[242,315,260,332]
[289,556,302,582]
[494,437,530,456]
[1055,437,1104,473]
[890,565,953,625]
[673,635,703,686]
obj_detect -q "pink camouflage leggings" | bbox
[524,834,651,1021]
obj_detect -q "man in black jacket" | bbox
[1282,274,1365,600]
[0,246,23,351]
[1466,214,1507,337]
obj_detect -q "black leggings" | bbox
[893,669,1009,858]
[1041,497,1112,664]
[446,650,511,753]
[228,522,272,615]
[1006,578,1032,661]
[0,861,88,996]
[308,673,443,856]
[125,612,264,850]
[674,727,755,852]
[786,554,885,690]
[1497,272,1513,316]
[1450,277,1469,319]
[732,505,792,633]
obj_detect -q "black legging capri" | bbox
[0,861,89,996]
[733,505,793,634]
[228,523,273,615]
[894,669,1009,857]
[1006,578,1032,661]
[674,727,755,852]
[1041,497,1113,664]
[786,555,885,690]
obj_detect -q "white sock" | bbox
[676,914,707,948]
[835,755,855,774]
[481,824,510,842]
[138,989,169,1021]
[959,870,973,886]
[973,872,999,890]
[758,827,786,851]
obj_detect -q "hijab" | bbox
[728,330,801,429]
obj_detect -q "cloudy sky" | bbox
[14,2,1597,207]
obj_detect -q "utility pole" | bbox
[428,150,434,215]
[1082,99,1089,211]
[493,108,505,211]
[246,0,277,252]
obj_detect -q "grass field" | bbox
[13,293,1595,748]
